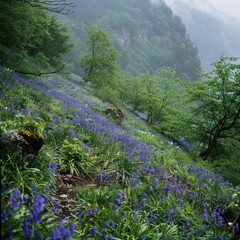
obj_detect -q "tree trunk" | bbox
[199,135,218,160]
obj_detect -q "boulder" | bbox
[105,108,124,123]
[0,129,44,157]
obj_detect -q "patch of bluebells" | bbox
[164,209,178,223]
[0,78,33,119]
[87,226,98,238]
[1,184,74,239]
[186,164,231,187]
[51,222,75,240]
[47,161,60,175]
[86,208,100,217]
[7,72,239,239]
[14,73,157,177]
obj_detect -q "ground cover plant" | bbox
[1,67,240,239]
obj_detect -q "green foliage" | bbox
[59,138,94,176]
[185,55,240,159]
[19,116,45,138]
[0,1,72,73]
[80,24,119,87]
[125,67,185,126]
[93,85,120,105]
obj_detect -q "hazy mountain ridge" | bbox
[61,0,201,80]
[164,0,240,71]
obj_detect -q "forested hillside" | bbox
[165,0,240,72]
[60,0,201,80]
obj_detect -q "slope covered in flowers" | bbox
[0,69,239,239]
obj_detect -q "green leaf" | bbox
[185,205,193,214]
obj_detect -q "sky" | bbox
[164,0,240,22]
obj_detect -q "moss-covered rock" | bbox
[0,128,44,157]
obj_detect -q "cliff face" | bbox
[164,0,240,72]
[113,27,149,48]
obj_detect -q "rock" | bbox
[18,128,44,153]
[0,129,44,157]
[59,194,68,199]
[105,108,124,123]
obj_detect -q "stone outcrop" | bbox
[0,129,44,157]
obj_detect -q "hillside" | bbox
[1,68,240,239]
[58,0,201,80]
[164,0,240,72]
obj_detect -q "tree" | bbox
[80,24,119,86]
[188,56,240,159]
[0,1,72,74]
[126,67,184,125]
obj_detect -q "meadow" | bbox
[1,68,239,239]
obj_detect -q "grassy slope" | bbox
[1,70,240,239]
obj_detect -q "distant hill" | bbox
[59,0,201,80]
[164,0,240,72]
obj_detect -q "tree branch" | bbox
[14,61,70,76]
[13,0,75,15]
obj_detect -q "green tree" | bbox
[0,1,72,74]
[187,56,240,159]
[80,24,119,86]
[126,67,184,125]
[126,74,146,111]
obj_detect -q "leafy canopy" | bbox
[0,1,72,74]
[187,55,240,159]
[80,24,119,86]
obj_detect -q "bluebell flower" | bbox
[134,212,139,220]
[88,226,97,238]
[59,222,71,238]
[86,208,99,216]
[142,192,147,199]
[177,199,183,206]
[162,185,172,194]
[1,210,7,225]
[10,189,22,209]
[51,203,60,214]
[3,227,12,240]
[60,214,66,221]
[114,198,122,206]
[109,220,115,228]
[69,222,75,235]
[98,171,106,181]
[104,220,109,227]
[22,217,33,238]
[80,219,84,225]
[233,223,239,232]
[51,227,61,240]
[133,201,145,211]
[165,209,177,218]
[153,178,158,186]
[182,220,190,227]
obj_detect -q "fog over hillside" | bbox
[163,0,240,71]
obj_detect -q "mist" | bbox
[164,0,240,71]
